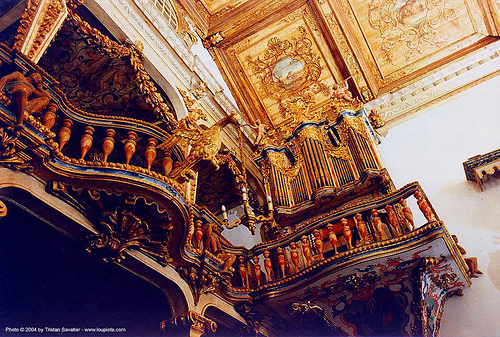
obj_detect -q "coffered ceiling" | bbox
[177,0,500,129]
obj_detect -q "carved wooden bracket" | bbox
[177,265,220,305]
[161,311,217,337]
[0,127,34,172]
[48,181,173,264]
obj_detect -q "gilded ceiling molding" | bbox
[365,40,500,130]
[13,0,68,64]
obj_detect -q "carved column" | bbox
[161,311,217,337]
[13,0,68,63]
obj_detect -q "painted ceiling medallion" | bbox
[272,56,305,91]
[246,26,330,124]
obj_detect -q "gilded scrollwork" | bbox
[161,310,217,336]
[367,0,458,64]
[266,150,301,179]
[246,26,330,122]
[177,265,220,304]
[48,182,174,264]
[0,200,7,217]
[158,114,240,182]
[338,114,368,139]
[368,109,386,129]
[0,127,34,172]
[13,0,67,63]
[87,206,173,263]
[13,0,39,53]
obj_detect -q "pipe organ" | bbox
[256,108,388,222]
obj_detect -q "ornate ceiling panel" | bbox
[342,0,491,85]
[229,5,341,127]
[178,0,500,130]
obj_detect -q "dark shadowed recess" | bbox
[0,202,170,336]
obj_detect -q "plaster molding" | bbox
[366,40,500,130]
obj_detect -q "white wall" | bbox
[378,75,500,336]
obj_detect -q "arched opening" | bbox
[0,201,171,336]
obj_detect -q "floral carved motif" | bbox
[246,26,330,123]
[14,0,68,63]
[367,0,459,64]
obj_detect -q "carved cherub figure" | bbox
[371,209,386,241]
[277,247,286,278]
[0,71,51,128]
[385,204,401,236]
[332,79,353,102]
[246,120,268,146]
[290,242,301,274]
[263,250,273,281]
[414,191,437,222]
[301,236,312,267]
[399,199,415,231]
[327,223,338,255]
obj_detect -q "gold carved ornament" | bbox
[246,26,330,123]
[13,0,67,62]
[157,114,240,182]
[266,150,301,179]
[0,200,7,217]
[0,127,34,172]
[367,0,458,64]
[66,5,178,130]
[337,114,368,140]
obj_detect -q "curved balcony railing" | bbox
[215,182,440,293]
[0,49,187,198]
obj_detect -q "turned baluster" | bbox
[58,119,73,151]
[102,129,116,163]
[354,213,369,245]
[263,250,273,281]
[371,209,386,241]
[414,191,436,222]
[238,256,248,288]
[145,138,157,170]
[327,223,338,255]
[277,247,286,278]
[124,131,138,165]
[161,150,173,176]
[399,199,415,230]
[42,103,57,130]
[385,204,401,236]
[290,242,301,273]
[313,229,324,260]
[341,218,353,250]
[193,220,203,249]
[80,126,95,160]
[301,236,312,267]
[253,256,261,287]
